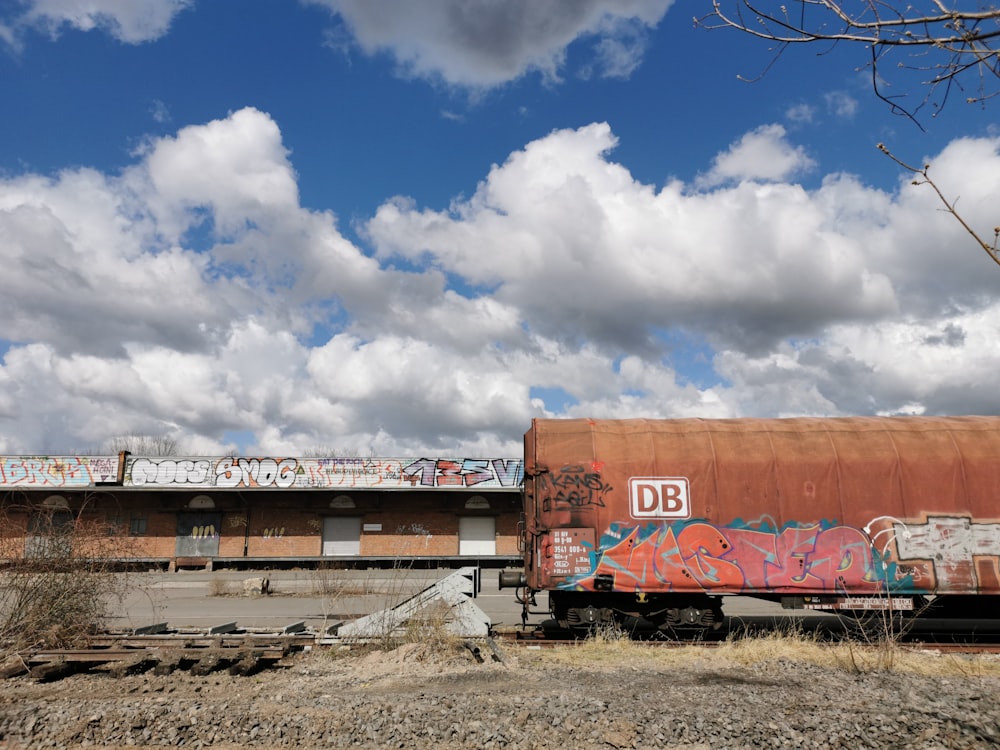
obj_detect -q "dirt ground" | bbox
[2,637,1000,749]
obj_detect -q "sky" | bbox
[0,0,998,458]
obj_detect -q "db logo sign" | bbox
[629,477,690,519]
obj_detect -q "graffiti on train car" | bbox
[0,456,117,487]
[124,456,524,489]
[540,464,614,511]
[561,518,897,594]
[891,516,1000,591]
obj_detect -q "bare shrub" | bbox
[0,494,133,657]
[102,433,178,456]
[324,562,474,650]
[302,446,374,458]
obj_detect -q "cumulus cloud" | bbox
[364,121,1000,424]
[696,124,817,188]
[367,122,893,354]
[0,108,543,453]
[0,110,998,455]
[714,306,1000,419]
[0,169,234,357]
[2,0,191,46]
[306,0,673,87]
[136,107,300,240]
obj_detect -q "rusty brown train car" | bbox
[501,416,1000,632]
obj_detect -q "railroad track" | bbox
[1,621,318,682]
[496,620,1000,654]
[500,632,1000,653]
[7,616,999,682]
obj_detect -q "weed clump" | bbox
[0,495,133,657]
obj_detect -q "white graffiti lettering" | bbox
[215,457,298,488]
[895,516,1000,590]
[130,458,211,487]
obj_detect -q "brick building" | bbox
[0,454,523,570]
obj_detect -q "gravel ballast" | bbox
[1,641,998,749]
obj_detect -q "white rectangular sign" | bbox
[628,477,690,519]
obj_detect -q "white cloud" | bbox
[714,305,1000,418]
[0,111,998,455]
[367,122,894,354]
[0,169,235,357]
[305,0,673,87]
[584,14,653,79]
[825,90,859,119]
[696,124,817,188]
[785,103,815,124]
[149,99,171,124]
[137,107,300,240]
[4,0,190,45]
[363,122,1000,428]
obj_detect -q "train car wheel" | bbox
[654,597,724,638]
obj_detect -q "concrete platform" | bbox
[105,568,832,633]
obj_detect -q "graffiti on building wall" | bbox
[395,523,433,548]
[216,458,298,488]
[130,458,212,486]
[0,456,117,488]
[401,458,524,488]
[397,523,432,536]
[123,456,524,490]
[563,519,891,595]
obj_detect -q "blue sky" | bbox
[0,1,998,457]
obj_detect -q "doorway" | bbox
[175,512,222,557]
[322,516,361,556]
[458,516,496,555]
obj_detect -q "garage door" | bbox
[459,516,496,555]
[322,516,361,556]
[175,513,222,557]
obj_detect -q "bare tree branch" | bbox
[697,3,1000,268]
[877,142,1000,268]
[102,433,178,456]
[696,2,1000,118]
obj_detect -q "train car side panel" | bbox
[523,417,1000,602]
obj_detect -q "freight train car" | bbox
[500,417,1000,632]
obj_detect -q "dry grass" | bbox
[314,563,444,648]
[719,629,1000,678]
[522,628,1000,679]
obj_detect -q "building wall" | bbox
[496,511,520,556]
[243,507,322,558]
[0,508,29,559]
[357,506,460,556]
[0,486,522,565]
